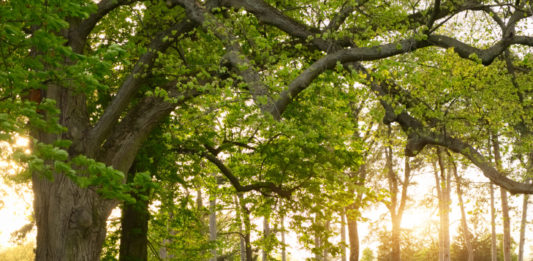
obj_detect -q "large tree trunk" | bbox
[119,170,150,261]
[33,174,112,261]
[32,88,116,261]
[33,81,177,260]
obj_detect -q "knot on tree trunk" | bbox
[69,207,93,231]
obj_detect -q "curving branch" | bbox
[171,0,533,193]
[87,19,197,154]
[99,82,201,173]
[81,1,137,38]
[202,152,293,198]
[426,0,442,30]
[367,77,533,194]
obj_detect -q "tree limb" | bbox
[87,20,197,154]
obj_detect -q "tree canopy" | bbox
[0,0,532,260]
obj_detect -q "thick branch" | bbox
[99,84,201,174]
[79,1,136,39]
[382,107,533,194]
[87,20,196,154]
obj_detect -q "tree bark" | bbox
[33,173,111,261]
[346,206,359,261]
[119,170,150,261]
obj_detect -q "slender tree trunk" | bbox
[314,216,323,261]
[390,213,401,261]
[451,159,474,261]
[518,192,529,261]
[323,220,330,261]
[238,194,253,261]
[492,135,511,261]
[500,188,512,261]
[341,210,347,261]
[384,129,411,261]
[434,149,450,261]
[490,183,498,261]
[346,206,359,261]
[119,168,150,261]
[235,195,246,261]
[281,215,287,261]
[386,126,400,261]
[197,189,204,210]
[518,156,532,261]
[158,191,175,260]
[262,215,270,261]
[209,191,217,261]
